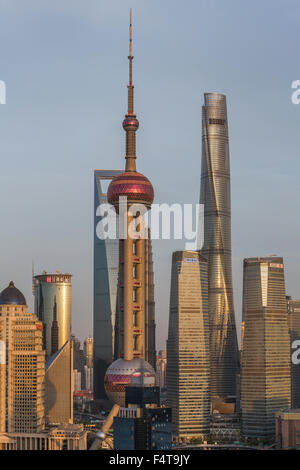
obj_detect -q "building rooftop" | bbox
[0,281,26,306]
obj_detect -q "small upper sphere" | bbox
[0,281,27,306]
[107,171,154,209]
[123,116,139,131]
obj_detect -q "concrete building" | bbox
[45,340,73,425]
[0,424,87,450]
[84,365,93,391]
[200,93,238,403]
[73,370,81,392]
[241,256,291,439]
[0,282,45,433]
[167,251,210,440]
[33,273,72,360]
[276,409,300,449]
[287,297,300,408]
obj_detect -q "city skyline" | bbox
[1,1,300,352]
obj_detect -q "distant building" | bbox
[72,335,85,389]
[287,297,300,408]
[0,282,45,434]
[84,365,93,391]
[84,337,93,369]
[167,251,210,441]
[33,273,72,360]
[73,370,81,392]
[276,409,300,449]
[45,340,73,425]
[156,350,167,389]
[241,256,291,439]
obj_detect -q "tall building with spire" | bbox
[92,11,158,445]
[200,93,238,403]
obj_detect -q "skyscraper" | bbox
[167,251,210,440]
[33,273,72,360]
[200,93,238,402]
[287,297,300,408]
[241,256,291,439]
[94,169,122,401]
[93,12,157,444]
[0,282,45,433]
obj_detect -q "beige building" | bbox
[241,257,291,439]
[0,282,45,434]
[0,424,87,450]
[45,340,73,425]
[156,350,167,389]
[167,251,210,440]
[84,337,93,369]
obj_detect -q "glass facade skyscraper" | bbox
[93,170,122,401]
[167,251,210,440]
[33,273,72,361]
[200,93,238,402]
[241,256,291,439]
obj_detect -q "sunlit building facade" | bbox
[167,251,210,440]
[241,256,291,439]
[45,340,73,425]
[200,93,238,402]
[33,273,72,360]
[0,282,45,434]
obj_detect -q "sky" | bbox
[0,0,300,350]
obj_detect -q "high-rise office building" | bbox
[241,256,291,439]
[33,273,72,360]
[200,93,238,403]
[94,169,122,401]
[93,12,157,445]
[287,297,300,408]
[0,282,45,433]
[45,340,73,425]
[167,251,210,440]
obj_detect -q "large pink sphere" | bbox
[107,171,154,209]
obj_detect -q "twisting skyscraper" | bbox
[200,93,238,402]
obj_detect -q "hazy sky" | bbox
[0,0,300,350]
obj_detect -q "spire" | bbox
[123,9,139,172]
[128,8,133,114]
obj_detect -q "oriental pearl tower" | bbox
[94,11,156,444]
